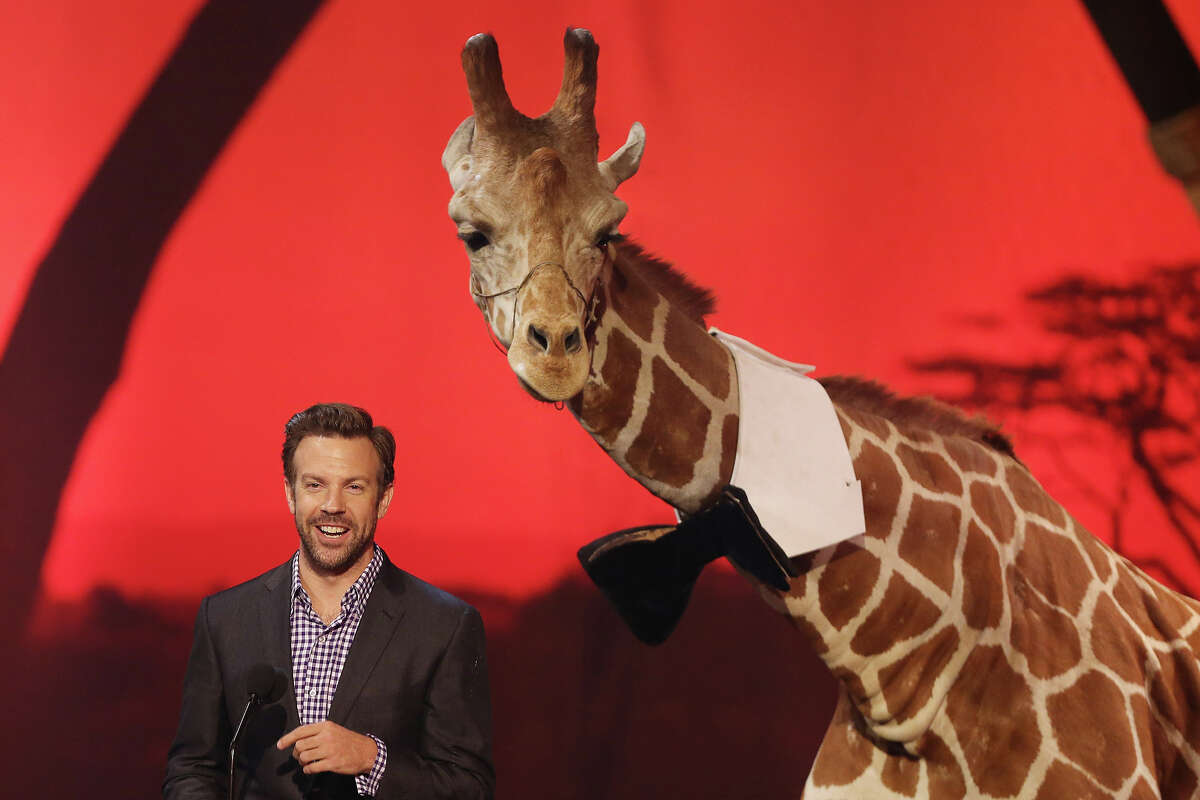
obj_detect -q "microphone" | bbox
[246,662,287,705]
[229,663,286,799]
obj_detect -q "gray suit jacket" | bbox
[163,551,494,799]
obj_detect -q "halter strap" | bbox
[470,254,608,351]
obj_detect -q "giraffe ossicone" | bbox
[443,29,1200,799]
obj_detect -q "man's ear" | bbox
[377,484,395,519]
[283,476,296,515]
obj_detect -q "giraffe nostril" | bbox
[527,324,550,353]
[564,327,582,354]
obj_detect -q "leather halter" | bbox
[469,251,609,353]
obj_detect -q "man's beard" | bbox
[295,512,377,576]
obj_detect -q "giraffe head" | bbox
[442,29,645,402]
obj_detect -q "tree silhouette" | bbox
[911,264,1200,593]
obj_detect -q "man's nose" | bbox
[321,489,346,513]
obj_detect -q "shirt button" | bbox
[308,688,318,698]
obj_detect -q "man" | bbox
[164,403,494,799]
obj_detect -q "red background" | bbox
[6,0,1199,602]
[3,0,1200,794]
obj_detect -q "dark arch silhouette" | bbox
[1081,0,1200,124]
[0,0,327,635]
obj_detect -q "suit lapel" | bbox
[327,555,407,725]
[260,559,300,726]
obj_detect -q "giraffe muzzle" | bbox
[505,263,593,401]
[509,316,591,401]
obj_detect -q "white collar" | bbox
[711,328,865,557]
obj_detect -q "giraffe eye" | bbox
[459,231,491,252]
[595,231,623,250]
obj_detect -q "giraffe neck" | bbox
[768,400,1002,750]
[567,249,739,514]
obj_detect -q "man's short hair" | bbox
[282,403,396,489]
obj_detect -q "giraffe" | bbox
[441,29,1200,798]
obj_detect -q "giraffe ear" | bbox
[443,116,476,191]
[599,121,645,189]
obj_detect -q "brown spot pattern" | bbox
[854,441,904,540]
[1112,570,1164,641]
[1048,670,1138,790]
[904,427,935,443]
[970,481,1016,543]
[818,543,880,630]
[608,266,654,341]
[944,437,998,477]
[1150,649,1200,744]
[852,573,944,656]
[1189,625,1200,657]
[835,409,853,444]
[840,404,892,441]
[832,667,869,708]
[1034,761,1110,800]
[1148,581,1200,634]
[1006,463,1067,527]
[920,733,966,800]
[946,645,1040,798]
[608,261,628,294]
[626,358,709,488]
[898,496,962,595]
[820,376,1011,453]
[1009,566,1082,678]
[1160,741,1199,799]
[897,443,963,496]
[1015,523,1092,616]
[1129,693,1157,772]
[580,328,639,442]
[881,753,920,796]
[613,239,716,320]
[1076,520,1113,581]
[1090,593,1146,684]
[878,626,960,725]
[810,694,875,787]
[1130,778,1160,800]
[788,610,829,656]
[962,522,1003,630]
[663,305,729,399]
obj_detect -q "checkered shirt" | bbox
[290,545,387,796]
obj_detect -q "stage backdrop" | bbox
[3,0,1199,796]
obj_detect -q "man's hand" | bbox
[276,721,378,776]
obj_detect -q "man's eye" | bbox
[459,231,491,252]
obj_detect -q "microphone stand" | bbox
[229,691,263,800]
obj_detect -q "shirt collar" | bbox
[290,544,384,615]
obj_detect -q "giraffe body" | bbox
[442,30,1200,797]
[784,401,1200,798]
